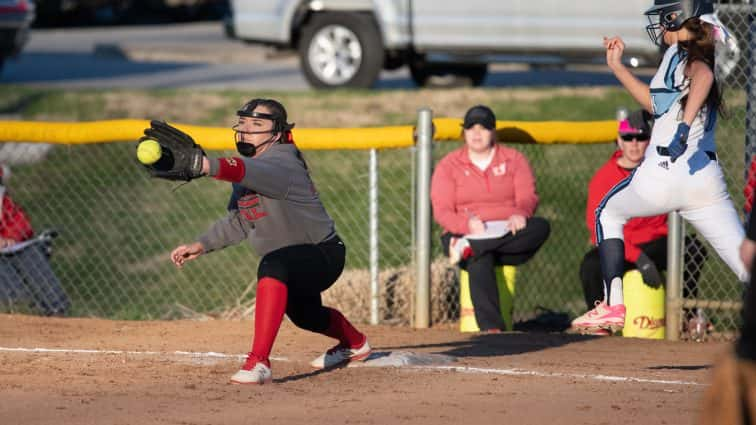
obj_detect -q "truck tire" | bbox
[409,59,488,88]
[299,12,384,89]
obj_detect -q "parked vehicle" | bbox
[34,0,226,25]
[225,0,660,89]
[0,0,34,73]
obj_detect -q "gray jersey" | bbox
[198,143,336,257]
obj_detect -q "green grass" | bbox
[0,86,748,325]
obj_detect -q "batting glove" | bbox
[667,123,690,163]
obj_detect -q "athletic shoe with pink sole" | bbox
[230,353,273,385]
[310,339,372,369]
[571,301,626,334]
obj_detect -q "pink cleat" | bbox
[571,301,626,334]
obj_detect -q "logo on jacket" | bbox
[492,163,507,176]
[238,193,267,222]
[657,160,669,170]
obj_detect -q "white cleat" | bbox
[310,339,372,369]
[230,357,272,385]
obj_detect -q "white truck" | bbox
[225,0,660,88]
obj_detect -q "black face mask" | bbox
[236,142,258,157]
[233,128,278,157]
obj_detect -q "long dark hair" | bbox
[677,17,725,117]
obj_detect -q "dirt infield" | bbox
[0,314,728,425]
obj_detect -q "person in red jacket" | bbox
[431,105,550,332]
[578,110,706,326]
[0,164,69,316]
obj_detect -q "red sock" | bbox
[323,308,365,348]
[250,277,288,367]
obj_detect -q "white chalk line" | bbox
[414,365,704,386]
[0,346,287,362]
[0,346,704,387]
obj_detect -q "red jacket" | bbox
[0,195,33,242]
[431,144,538,235]
[586,150,667,262]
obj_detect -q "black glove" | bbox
[636,250,664,287]
[140,120,205,182]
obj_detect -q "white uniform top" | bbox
[649,43,717,155]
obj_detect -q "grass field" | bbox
[0,86,747,327]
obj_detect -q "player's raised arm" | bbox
[604,36,652,112]
[682,60,715,125]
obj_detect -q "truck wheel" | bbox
[299,13,384,88]
[410,60,488,87]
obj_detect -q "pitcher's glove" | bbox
[141,120,205,181]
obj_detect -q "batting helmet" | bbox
[644,0,714,46]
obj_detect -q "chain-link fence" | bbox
[0,2,752,341]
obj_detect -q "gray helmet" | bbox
[644,0,714,46]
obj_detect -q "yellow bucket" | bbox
[622,270,665,339]
[460,265,517,332]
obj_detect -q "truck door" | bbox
[410,0,652,58]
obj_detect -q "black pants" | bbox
[257,235,345,334]
[578,235,707,310]
[442,217,551,331]
[0,242,70,316]
[738,264,756,360]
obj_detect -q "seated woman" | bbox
[430,105,550,332]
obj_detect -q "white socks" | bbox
[608,277,624,306]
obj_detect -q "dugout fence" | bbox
[0,1,752,342]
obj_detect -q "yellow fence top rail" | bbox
[0,118,618,150]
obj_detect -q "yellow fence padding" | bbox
[0,118,618,150]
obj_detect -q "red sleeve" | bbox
[510,150,538,217]
[430,156,468,235]
[1,196,33,242]
[745,155,756,213]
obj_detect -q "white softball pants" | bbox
[596,148,748,282]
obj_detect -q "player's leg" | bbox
[229,272,287,384]
[579,247,606,310]
[256,236,369,369]
[285,295,370,369]
[574,174,667,332]
[680,200,748,282]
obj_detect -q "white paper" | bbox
[465,220,510,240]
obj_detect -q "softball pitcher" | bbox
[572,0,748,333]
[140,99,371,384]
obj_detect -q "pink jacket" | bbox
[431,144,539,235]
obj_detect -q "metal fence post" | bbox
[747,5,755,188]
[414,108,433,329]
[369,149,379,325]
[665,211,684,341]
